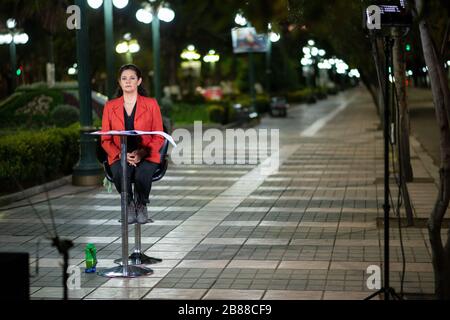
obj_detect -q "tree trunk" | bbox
[393,29,414,182]
[392,29,415,226]
[414,0,450,300]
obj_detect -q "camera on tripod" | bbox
[364,0,413,30]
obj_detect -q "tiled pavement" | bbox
[0,87,442,300]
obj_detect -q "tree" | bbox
[5,0,71,82]
[288,0,382,112]
[411,0,450,299]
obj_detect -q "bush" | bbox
[0,89,64,129]
[50,104,80,127]
[171,103,211,125]
[0,125,80,194]
[207,105,225,124]
[287,88,316,104]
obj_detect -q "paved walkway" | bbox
[0,87,442,299]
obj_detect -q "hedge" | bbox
[0,124,80,194]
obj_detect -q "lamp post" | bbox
[203,49,220,81]
[136,1,175,103]
[73,0,103,186]
[0,18,29,92]
[87,0,129,99]
[116,33,140,64]
[180,45,201,94]
[266,23,280,95]
[234,13,258,111]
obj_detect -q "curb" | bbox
[410,135,440,186]
[0,175,72,207]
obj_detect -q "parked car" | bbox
[270,96,288,117]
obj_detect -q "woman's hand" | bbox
[126,149,148,166]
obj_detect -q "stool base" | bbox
[98,264,153,278]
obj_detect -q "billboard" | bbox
[231,27,268,53]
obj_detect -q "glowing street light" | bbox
[234,13,247,26]
[116,35,140,63]
[87,0,129,9]
[203,50,220,63]
[269,32,280,43]
[158,6,175,22]
[112,0,128,9]
[181,45,201,61]
[68,63,78,75]
[87,0,103,9]
[6,18,17,29]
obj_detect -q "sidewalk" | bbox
[0,87,440,300]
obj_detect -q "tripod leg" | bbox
[364,288,384,300]
[388,287,402,300]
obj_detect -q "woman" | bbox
[101,64,164,224]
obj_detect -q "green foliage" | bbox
[171,103,211,125]
[286,88,316,104]
[0,89,64,129]
[0,124,80,193]
[50,104,79,127]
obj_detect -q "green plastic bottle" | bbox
[85,243,97,273]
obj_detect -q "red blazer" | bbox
[101,95,164,165]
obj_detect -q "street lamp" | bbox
[203,50,220,63]
[233,12,259,110]
[115,33,140,63]
[136,1,175,103]
[180,45,201,93]
[266,23,280,94]
[234,12,247,26]
[88,0,129,99]
[203,49,220,82]
[72,0,103,186]
[68,63,78,76]
[0,18,29,91]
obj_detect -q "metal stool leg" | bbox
[98,136,153,277]
[129,224,163,265]
[114,223,163,265]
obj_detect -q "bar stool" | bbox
[103,138,170,266]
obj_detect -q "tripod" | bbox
[51,237,73,300]
[365,35,401,301]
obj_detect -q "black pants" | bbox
[110,160,159,205]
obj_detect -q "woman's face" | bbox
[119,69,142,94]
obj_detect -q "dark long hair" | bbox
[115,64,148,97]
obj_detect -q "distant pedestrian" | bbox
[101,64,164,224]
